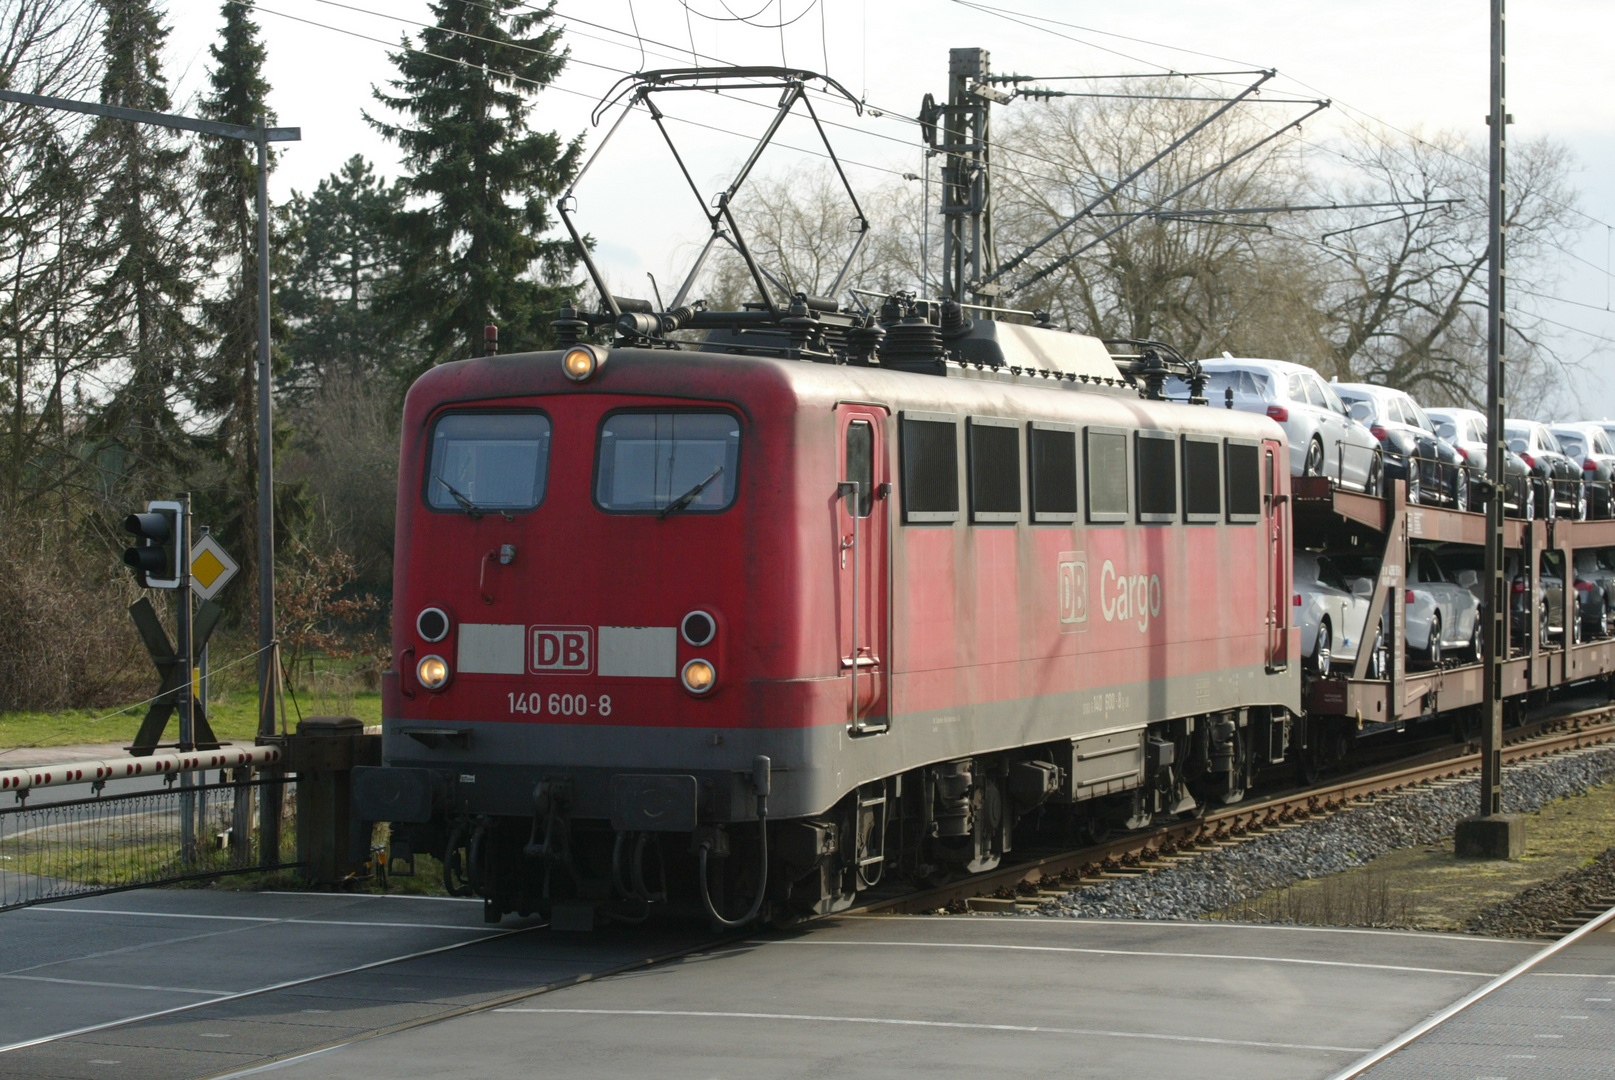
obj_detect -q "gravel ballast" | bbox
[1467,845,1615,937]
[1033,745,1615,922]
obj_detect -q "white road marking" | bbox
[494,1008,1373,1054]
[857,914,1529,944]
[767,939,1498,977]
[260,891,482,903]
[0,975,234,995]
[32,908,501,932]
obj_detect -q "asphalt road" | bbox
[0,888,1543,1080]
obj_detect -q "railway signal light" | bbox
[122,500,183,588]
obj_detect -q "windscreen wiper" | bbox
[658,465,724,520]
[434,475,486,520]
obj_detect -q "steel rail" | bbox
[858,709,1615,916]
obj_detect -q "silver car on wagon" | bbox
[1170,358,1382,492]
[1295,551,1385,678]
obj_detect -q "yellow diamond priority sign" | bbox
[190,535,239,601]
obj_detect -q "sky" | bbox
[159,0,1615,418]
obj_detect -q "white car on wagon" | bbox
[1170,358,1382,493]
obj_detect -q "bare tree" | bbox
[990,82,1326,361]
[700,164,923,309]
[0,0,106,511]
[1310,128,1580,412]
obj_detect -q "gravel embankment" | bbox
[1467,845,1615,937]
[1032,745,1615,922]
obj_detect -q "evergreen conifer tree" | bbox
[88,0,200,484]
[195,0,273,592]
[277,155,406,399]
[368,0,581,373]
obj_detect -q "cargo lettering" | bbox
[1099,559,1162,633]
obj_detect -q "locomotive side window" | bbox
[1225,440,1262,521]
[1136,430,1177,523]
[595,411,741,514]
[1182,436,1222,522]
[846,420,874,518]
[1029,422,1078,524]
[1085,428,1128,523]
[900,412,960,523]
[426,411,552,513]
[967,417,1021,523]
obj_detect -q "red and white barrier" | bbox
[0,745,283,794]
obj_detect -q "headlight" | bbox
[562,344,604,382]
[681,610,716,646]
[417,607,450,643]
[681,658,716,694]
[417,654,450,691]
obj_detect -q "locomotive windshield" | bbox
[596,411,741,514]
[426,412,552,512]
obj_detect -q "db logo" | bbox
[531,626,592,674]
[1058,552,1087,632]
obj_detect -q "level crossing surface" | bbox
[1358,918,1615,1079]
[0,890,1542,1080]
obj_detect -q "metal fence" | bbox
[0,774,296,912]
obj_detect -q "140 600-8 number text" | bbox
[507,692,612,717]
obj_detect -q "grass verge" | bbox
[1215,777,1615,932]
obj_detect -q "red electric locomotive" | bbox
[352,64,1302,925]
[356,296,1300,925]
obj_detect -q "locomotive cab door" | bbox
[1265,442,1291,670]
[837,409,890,732]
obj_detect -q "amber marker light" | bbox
[681,658,716,694]
[562,344,603,382]
[417,654,450,691]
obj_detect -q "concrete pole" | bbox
[177,492,195,861]
[1481,0,1508,818]
[255,121,276,742]
[255,120,282,865]
[1458,0,1522,859]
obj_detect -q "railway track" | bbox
[856,705,1615,918]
